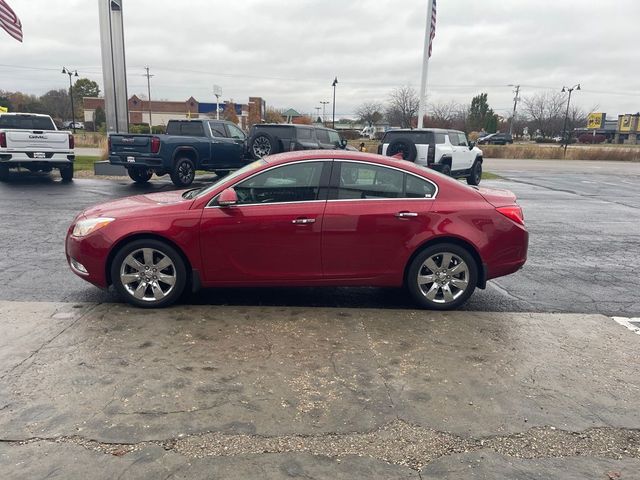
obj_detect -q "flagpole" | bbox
[417,0,434,129]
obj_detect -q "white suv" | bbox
[378,128,484,185]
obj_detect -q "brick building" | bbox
[83,95,265,130]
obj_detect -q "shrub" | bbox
[129,124,150,134]
[340,129,360,140]
[578,133,606,144]
[151,125,165,134]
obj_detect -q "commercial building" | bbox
[83,96,266,130]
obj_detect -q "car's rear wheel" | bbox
[386,138,418,162]
[111,239,187,308]
[60,165,74,182]
[406,243,477,310]
[170,157,196,188]
[440,163,451,176]
[466,160,482,185]
[128,167,153,184]
[250,132,279,159]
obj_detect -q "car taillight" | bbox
[68,134,75,149]
[427,143,435,164]
[151,136,161,154]
[496,205,524,225]
[0,132,6,148]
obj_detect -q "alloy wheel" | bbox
[120,248,177,302]
[417,252,470,304]
[178,162,194,184]
[252,136,272,157]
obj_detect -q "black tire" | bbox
[170,157,196,188]
[386,137,418,162]
[406,243,478,310]
[111,238,187,308]
[250,132,280,159]
[466,160,482,186]
[440,163,451,176]
[60,164,74,182]
[128,167,153,184]
[0,164,9,181]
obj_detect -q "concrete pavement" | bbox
[1,301,639,478]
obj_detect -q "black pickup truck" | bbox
[108,119,249,187]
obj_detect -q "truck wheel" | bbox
[466,160,482,185]
[128,167,153,184]
[60,165,74,182]
[250,132,279,159]
[0,165,9,181]
[440,163,451,176]
[386,138,417,162]
[170,157,195,188]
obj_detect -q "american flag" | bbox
[428,0,437,58]
[0,0,23,43]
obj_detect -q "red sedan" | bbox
[66,151,528,309]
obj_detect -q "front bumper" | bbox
[65,228,111,289]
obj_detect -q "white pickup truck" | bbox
[0,113,75,181]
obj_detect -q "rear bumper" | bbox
[109,154,164,168]
[0,151,74,165]
[485,227,529,280]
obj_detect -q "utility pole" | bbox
[61,67,79,133]
[144,66,154,130]
[508,84,520,136]
[331,77,338,129]
[561,83,581,155]
[320,101,329,126]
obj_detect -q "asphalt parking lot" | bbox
[1,159,639,479]
[0,158,638,317]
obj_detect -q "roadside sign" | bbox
[587,113,605,129]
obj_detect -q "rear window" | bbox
[0,115,56,130]
[296,128,313,140]
[384,131,434,145]
[166,121,205,137]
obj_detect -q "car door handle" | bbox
[395,212,418,218]
[292,217,316,224]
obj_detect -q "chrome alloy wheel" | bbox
[417,252,470,304]
[252,136,272,157]
[119,248,177,302]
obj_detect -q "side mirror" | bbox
[340,138,348,149]
[218,187,238,207]
[469,142,475,149]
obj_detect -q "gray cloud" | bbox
[0,0,638,118]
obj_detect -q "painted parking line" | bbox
[611,317,640,335]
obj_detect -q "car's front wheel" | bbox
[111,239,187,308]
[406,243,478,310]
[128,167,153,184]
[466,160,482,185]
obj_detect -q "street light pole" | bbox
[320,101,329,126]
[62,67,79,133]
[561,83,581,155]
[315,106,321,123]
[331,77,338,129]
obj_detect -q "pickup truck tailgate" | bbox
[5,130,71,151]
[110,135,152,154]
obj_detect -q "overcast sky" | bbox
[1,0,639,119]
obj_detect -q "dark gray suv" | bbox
[247,124,348,159]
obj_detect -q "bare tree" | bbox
[355,102,384,126]
[426,100,459,128]
[385,86,419,128]
[522,92,566,137]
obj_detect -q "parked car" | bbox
[378,128,484,185]
[0,113,75,181]
[477,133,513,145]
[247,124,348,159]
[66,150,528,310]
[62,121,84,130]
[108,119,249,187]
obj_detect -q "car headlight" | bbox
[72,217,115,237]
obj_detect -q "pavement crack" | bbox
[0,304,100,381]
[3,420,640,472]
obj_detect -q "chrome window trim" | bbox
[205,159,332,209]
[334,159,439,200]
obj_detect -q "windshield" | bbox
[0,115,56,130]
[187,159,267,199]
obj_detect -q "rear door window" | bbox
[296,128,313,141]
[316,129,330,143]
[336,163,404,199]
[226,124,246,140]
